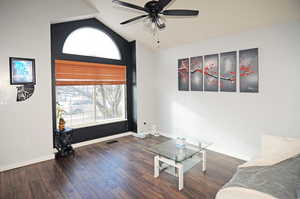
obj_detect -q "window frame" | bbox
[51,18,136,144]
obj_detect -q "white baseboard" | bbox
[0,154,55,172]
[73,131,135,148]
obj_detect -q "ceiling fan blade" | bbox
[162,9,199,16]
[112,0,148,13]
[120,15,148,25]
[157,0,172,11]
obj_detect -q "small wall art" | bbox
[204,54,219,92]
[16,85,35,102]
[220,51,237,92]
[178,58,189,91]
[190,56,203,91]
[239,48,259,93]
[10,57,36,85]
[9,57,36,102]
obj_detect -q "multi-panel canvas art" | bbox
[220,51,237,92]
[239,48,259,93]
[178,58,190,91]
[204,54,219,92]
[190,56,203,91]
[177,48,258,93]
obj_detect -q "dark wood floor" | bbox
[0,135,244,199]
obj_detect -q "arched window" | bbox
[62,27,121,60]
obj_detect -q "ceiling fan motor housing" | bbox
[145,1,160,13]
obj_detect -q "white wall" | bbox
[154,21,300,160]
[0,0,98,171]
[136,42,157,133]
[0,0,299,170]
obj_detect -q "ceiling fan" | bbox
[112,0,199,31]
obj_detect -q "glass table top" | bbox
[147,139,211,162]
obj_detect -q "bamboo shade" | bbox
[55,60,126,86]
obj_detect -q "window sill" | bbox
[69,118,127,130]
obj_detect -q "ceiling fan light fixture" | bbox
[143,17,157,34]
[151,22,157,31]
[156,16,166,30]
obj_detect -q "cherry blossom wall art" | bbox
[239,48,259,93]
[220,51,237,92]
[178,58,190,91]
[204,54,219,92]
[190,56,203,91]
[177,48,258,93]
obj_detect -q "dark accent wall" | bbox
[51,18,137,144]
[130,41,137,132]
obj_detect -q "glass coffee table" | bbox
[147,139,211,190]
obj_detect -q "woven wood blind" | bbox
[55,60,126,86]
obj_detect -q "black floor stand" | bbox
[54,128,75,158]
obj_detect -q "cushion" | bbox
[240,135,300,167]
[216,187,276,199]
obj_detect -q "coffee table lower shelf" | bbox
[153,150,206,191]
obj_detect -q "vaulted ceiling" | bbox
[85,0,300,49]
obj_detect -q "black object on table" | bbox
[54,128,74,157]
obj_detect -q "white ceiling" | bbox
[85,0,300,49]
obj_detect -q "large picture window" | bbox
[52,18,136,142]
[55,58,126,128]
[56,85,126,128]
[55,25,127,129]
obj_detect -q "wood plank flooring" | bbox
[0,135,244,199]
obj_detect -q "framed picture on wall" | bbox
[190,56,203,91]
[239,48,259,93]
[204,54,219,92]
[220,51,237,92]
[178,58,190,91]
[10,57,36,85]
